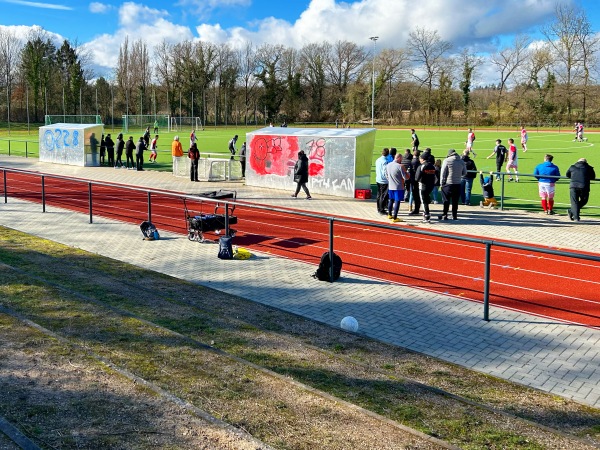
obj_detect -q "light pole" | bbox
[369,36,378,128]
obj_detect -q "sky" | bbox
[0,0,599,81]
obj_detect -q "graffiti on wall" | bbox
[248,133,355,194]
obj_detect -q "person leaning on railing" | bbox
[533,154,561,215]
[566,158,596,222]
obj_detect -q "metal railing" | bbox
[1,166,599,324]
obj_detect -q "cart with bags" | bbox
[184,190,237,242]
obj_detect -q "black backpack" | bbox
[313,252,342,282]
[218,236,234,260]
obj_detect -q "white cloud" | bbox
[0,24,64,46]
[195,0,566,52]
[89,2,112,14]
[80,2,193,75]
[3,0,72,10]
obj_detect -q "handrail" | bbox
[1,165,599,323]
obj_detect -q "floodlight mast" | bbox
[369,36,379,128]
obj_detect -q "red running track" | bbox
[3,170,600,328]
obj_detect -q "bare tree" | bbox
[324,40,368,118]
[116,36,133,116]
[541,4,598,121]
[237,41,258,125]
[375,48,409,122]
[407,27,452,119]
[255,43,286,122]
[300,42,329,121]
[489,34,530,121]
[0,28,22,126]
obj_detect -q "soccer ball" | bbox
[340,316,359,332]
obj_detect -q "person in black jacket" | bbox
[125,136,135,169]
[479,171,498,208]
[415,152,436,222]
[135,137,146,171]
[104,133,115,167]
[115,133,125,168]
[566,158,596,221]
[291,150,311,199]
[460,150,477,205]
[99,134,106,165]
[188,142,200,181]
[408,149,421,214]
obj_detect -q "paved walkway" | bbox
[1,156,599,409]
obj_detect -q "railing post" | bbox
[225,201,230,236]
[329,218,334,282]
[147,192,152,223]
[500,173,505,211]
[41,176,46,213]
[8,140,10,156]
[26,141,28,158]
[88,182,93,224]
[2,170,6,203]
[483,242,491,321]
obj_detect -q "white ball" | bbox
[340,316,359,332]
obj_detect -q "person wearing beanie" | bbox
[438,149,466,221]
[566,158,596,221]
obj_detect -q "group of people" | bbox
[169,131,247,182]
[374,126,596,223]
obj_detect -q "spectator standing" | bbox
[520,126,528,152]
[149,135,158,163]
[466,128,477,157]
[506,138,519,182]
[460,150,477,205]
[401,149,412,202]
[415,152,436,223]
[188,142,200,181]
[411,129,420,152]
[171,135,183,174]
[432,158,441,204]
[228,135,238,159]
[104,133,115,167]
[100,134,106,165]
[89,133,99,165]
[386,154,410,223]
[143,127,151,149]
[438,149,467,221]
[375,148,389,215]
[408,149,421,215]
[291,150,311,199]
[486,139,507,181]
[533,154,561,215]
[115,133,124,168]
[239,142,247,178]
[566,158,596,221]
[135,137,146,171]
[125,136,135,169]
[479,171,498,208]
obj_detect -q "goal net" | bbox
[45,115,103,125]
[122,115,170,133]
[169,116,203,132]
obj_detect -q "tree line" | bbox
[0,4,598,128]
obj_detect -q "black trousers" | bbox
[376,182,388,212]
[419,187,433,217]
[570,188,589,220]
[412,181,421,213]
[190,160,199,181]
[136,153,144,170]
[441,184,461,218]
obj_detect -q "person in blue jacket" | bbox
[533,154,561,215]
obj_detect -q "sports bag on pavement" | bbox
[313,251,342,282]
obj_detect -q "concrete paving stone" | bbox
[2,156,600,408]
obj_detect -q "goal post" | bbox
[45,115,103,125]
[122,114,170,133]
[168,116,203,132]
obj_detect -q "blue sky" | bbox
[0,0,598,79]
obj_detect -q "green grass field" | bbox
[1,125,598,215]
